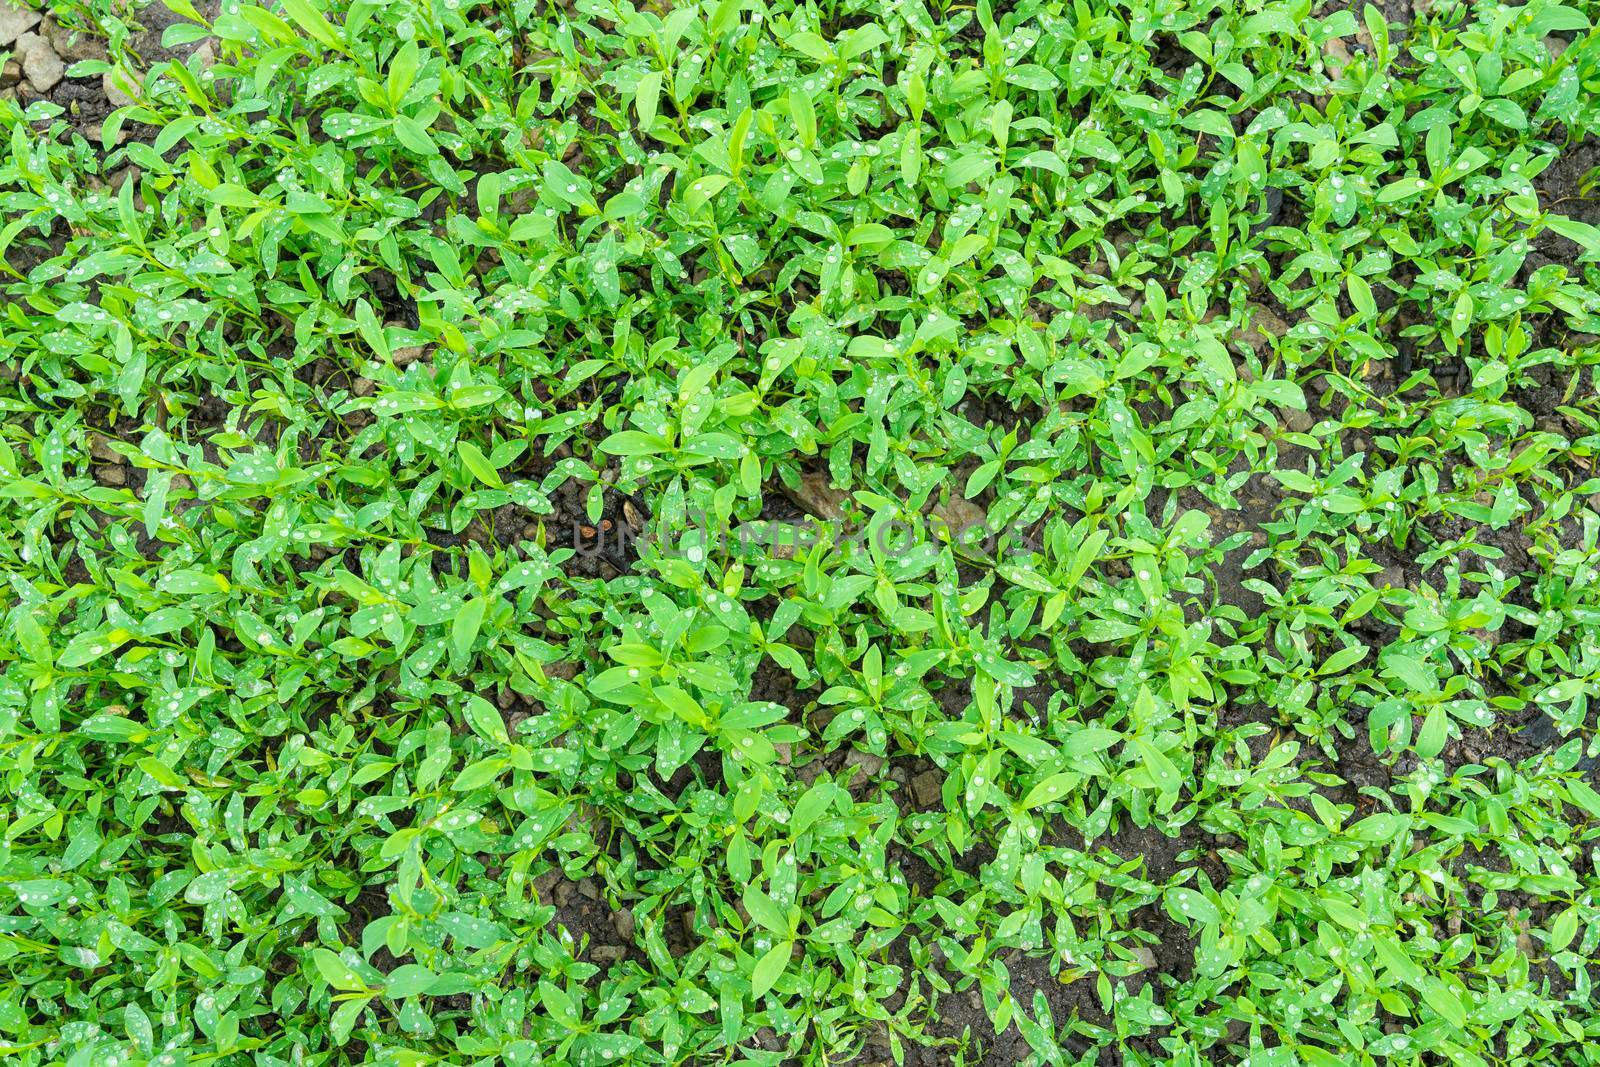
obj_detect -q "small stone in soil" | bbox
[42,16,106,63]
[0,2,40,48]
[590,944,625,964]
[910,770,943,808]
[90,436,124,464]
[104,67,138,108]
[844,748,885,781]
[15,32,64,93]
[1279,406,1314,433]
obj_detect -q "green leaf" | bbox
[1415,705,1448,758]
[538,979,580,1027]
[742,886,789,934]
[790,781,836,835]
[750,940,793,999]
[1377,176,1431,203]
[600,430,669,456]
[279,0,345,51]
[1131,737,1181,796]
[1421,979,1466,1029]
[452,596,487,661]
[683,174,732,212]
[458,440,505,489]
[464,694,510,746]
[1550,907,1580,953]
[80,714,149,742]
[1164,887,1221,925]
[383,964,438,999]
[1022,772,1076,808]
[329,996,370,1044]
[1373,933,1423,986]
[313,948,368,992]
[1062,728,1122,759]
[635,70,661,130]
[452,757,508,791]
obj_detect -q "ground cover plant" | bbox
[4,0,1600,1062]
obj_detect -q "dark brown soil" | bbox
[538,870,637,968]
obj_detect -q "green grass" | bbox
[4,0,1600,1062]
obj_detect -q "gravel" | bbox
[0,2,41,48]
[14,31,64,93]
[104,67,138,108]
